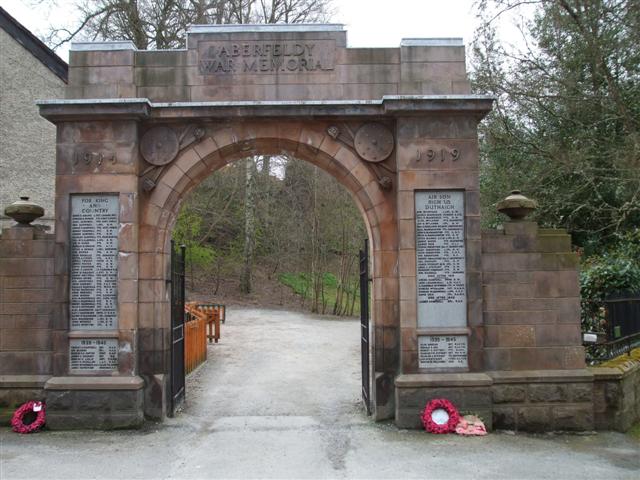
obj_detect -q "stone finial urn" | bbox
[496,190,537,221]
[4,196,44,225]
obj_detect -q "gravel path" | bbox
[1,307,638,479]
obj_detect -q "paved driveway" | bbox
[1,308,638,479]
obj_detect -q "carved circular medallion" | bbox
[140,126,180,166]
[354,122,394,163]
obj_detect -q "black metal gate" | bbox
[605,293,640,340]
[170,240,186,416]
[359,239,371,415]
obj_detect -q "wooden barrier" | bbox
[188,303,225,344]
[182,303,225,375]
[184,308,207,375]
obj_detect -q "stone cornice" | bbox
[38,95,494,123]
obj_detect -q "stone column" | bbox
[393,107,490,428]
[40,105,148,429]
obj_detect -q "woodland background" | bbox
[38,0,640,327]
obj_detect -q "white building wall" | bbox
[0,27,65,229]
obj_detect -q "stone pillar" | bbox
[479,193,594,431]
[66,42,136,99]
[393,105,488,427]
[42,115,146,429]
[0,215,55,424]
[482,221,584,371]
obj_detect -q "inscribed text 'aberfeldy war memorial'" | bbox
[0,24,595,431]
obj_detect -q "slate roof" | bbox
[0,6,68,83]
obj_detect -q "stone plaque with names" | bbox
[415,191,466,328]
[197,40,336,75]
[418,335,468,369]
[69,338,118,372]
[70,195,119,330]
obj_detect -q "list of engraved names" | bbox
[70,195,118,330]
[69,339,118,372]
[415,191,467,328]
[418,335,468,369]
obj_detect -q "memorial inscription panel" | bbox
[70,194,119,330]
[415,190,466,328]
[69,339,118,372]
[418,335,468,369]
[197,40,336,74]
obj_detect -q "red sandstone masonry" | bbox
[481,223,584,371]
[0,227,56,385]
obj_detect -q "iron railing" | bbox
[585,292,640,363]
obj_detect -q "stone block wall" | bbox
[482,222,585,371]
[490,370,595,431]
[592,349,640,432]
[45,377,144,429]
[0,225,55,423]
[395,373,493,429]
[65,29,470,102]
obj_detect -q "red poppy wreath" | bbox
[421,398,459,434]
[11,401,46,434]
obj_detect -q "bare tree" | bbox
[45,0,336,297]
[45,0,333,50]
[239,158,256,294]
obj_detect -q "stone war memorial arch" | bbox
[1,24,598,431]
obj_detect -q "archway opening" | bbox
[139,121,395,420]
[174,154,367,315]
[172,153,370,420]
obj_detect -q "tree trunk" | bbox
[240,157,256,294]
[262,156,271,176]
[310,167,321,313]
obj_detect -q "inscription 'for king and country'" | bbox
[198,41,335,74]
[70,195,119,330]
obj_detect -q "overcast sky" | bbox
[0,0,526,61]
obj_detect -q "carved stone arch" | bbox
[143,121,396,258]
[134,120,399,418]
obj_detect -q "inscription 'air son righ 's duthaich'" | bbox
[415,191,468,369]
[198,41,334,74]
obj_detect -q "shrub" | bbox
[580,230,640,332]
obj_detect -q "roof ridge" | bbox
[0,6,68,83]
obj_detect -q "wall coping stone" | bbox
[590,351,640,379]
[489,369,594,384]
[71,41,137,51]
[45,376,144,390]
[396,373,493,388]
[0,375,51,388]
[188,23,345,34]
[401,38,463,46]
[590,367,626,381]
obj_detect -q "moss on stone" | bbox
[627,422,640,441]
[599,347,640,371]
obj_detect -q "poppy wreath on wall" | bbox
[11,401,46,434]
[421,398,459,434]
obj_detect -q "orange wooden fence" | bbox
[183,303,226,375]
[188,303,225,344]
[184,307,207,375]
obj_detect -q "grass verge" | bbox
[278,272,361,316]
